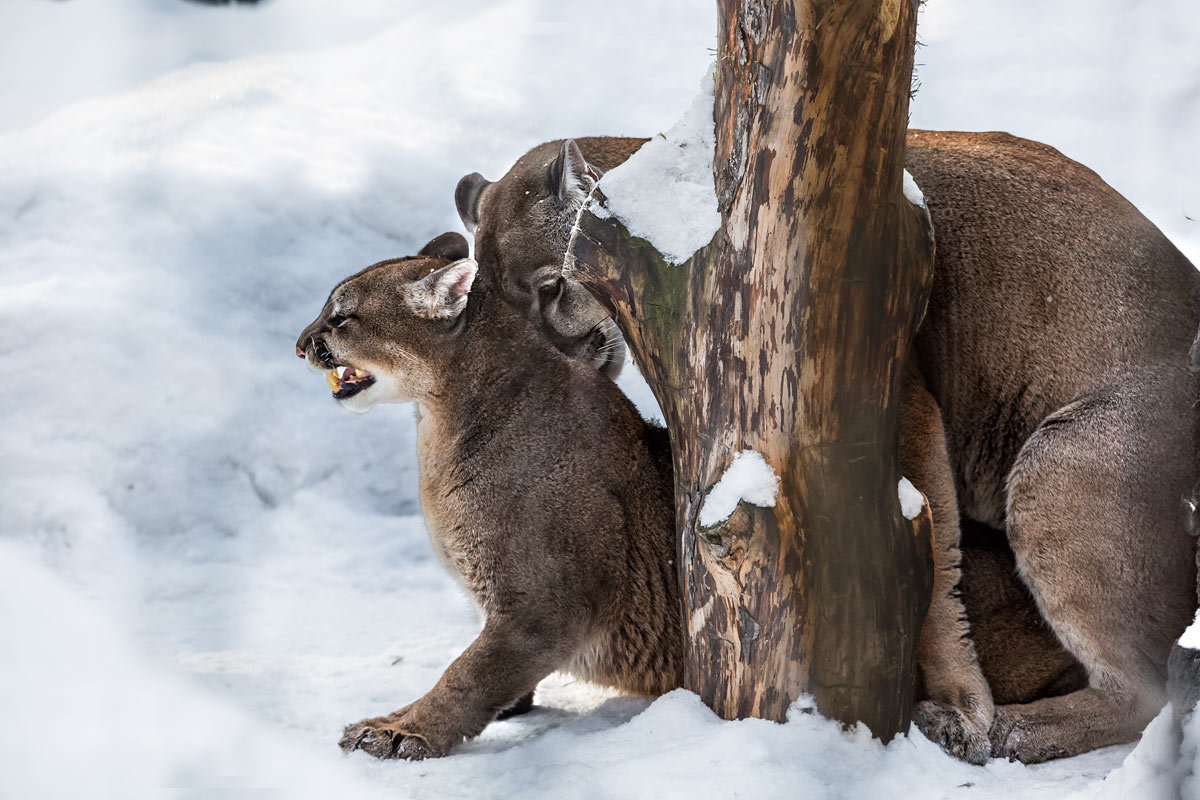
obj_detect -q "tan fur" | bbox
[296,235,681,759]
[957,520,1086,706]
[458,130,1200,764]
[900,361,994,764]
[907,131,1199,762]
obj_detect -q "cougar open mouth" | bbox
[326,365,376,400]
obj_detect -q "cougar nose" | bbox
[296,345,306,358]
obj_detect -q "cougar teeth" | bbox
[336,366,348,380]
[326,369,340,391]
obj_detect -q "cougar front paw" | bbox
[988,708,1067,764]
[914,700,991,765]
[339,716,441,761]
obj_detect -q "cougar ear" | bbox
[404,258,478,320]
[455,173,492,234]
[548,139,598,204]
[418,231,470,261]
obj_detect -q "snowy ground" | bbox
[1,1,1198,798]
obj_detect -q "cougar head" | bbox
[294,232,480,413]
[456,139,625,380]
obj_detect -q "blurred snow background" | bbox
[0,0,1196,798]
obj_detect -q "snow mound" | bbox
[898,477,925,520]
[1066,705,1199,800]
[0,530,1154,800]
[600,65,721,265]
[699,450,780,527]
[0,540,393,800]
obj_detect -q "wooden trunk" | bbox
[570,0,934,738]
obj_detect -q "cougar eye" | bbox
[539,278,565,305]
[329,313,351,328]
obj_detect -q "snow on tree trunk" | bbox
[568,0,935,738]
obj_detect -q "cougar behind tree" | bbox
[456,129,1200,764]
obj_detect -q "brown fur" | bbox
[957,520,1086,706]
[296,234,681,759]
[457,130,1200,764]
[456,137,648,381]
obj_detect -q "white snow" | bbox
[0,540,395,800]
[903,169,927,208]
[1067,704,1200,800]
[1187,705,1200,800]
[615,352,667,425]
[1180,610,1200,650]
[0,530,1137,800]
[911,0,1200,266]
[1,0,1198,798]
[599,65,722,265]
[898,477,926,520]
[698,450,781,528]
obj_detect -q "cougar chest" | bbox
[415,406,498,611]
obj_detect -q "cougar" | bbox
[295,233,680,759]
[455,131,1200,764]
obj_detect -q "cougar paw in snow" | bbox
[339,714,440,761]
[914,699,992,765]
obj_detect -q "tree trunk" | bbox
[569,0,934,738]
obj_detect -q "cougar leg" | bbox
[902,362,994,765]
[340,612,586,759]
[997,381,1196,763]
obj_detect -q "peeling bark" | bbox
[569,0,935,738]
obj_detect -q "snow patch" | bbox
[1180,610,1200,650]
[600,65,721,265]
[0,541,394,800]
[615,351,666,425]
[1065,705,1193,800]
[898,477,925,520]
[698,450,780,527]
[903,169,926,208]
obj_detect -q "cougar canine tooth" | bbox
[326,369,340,391]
